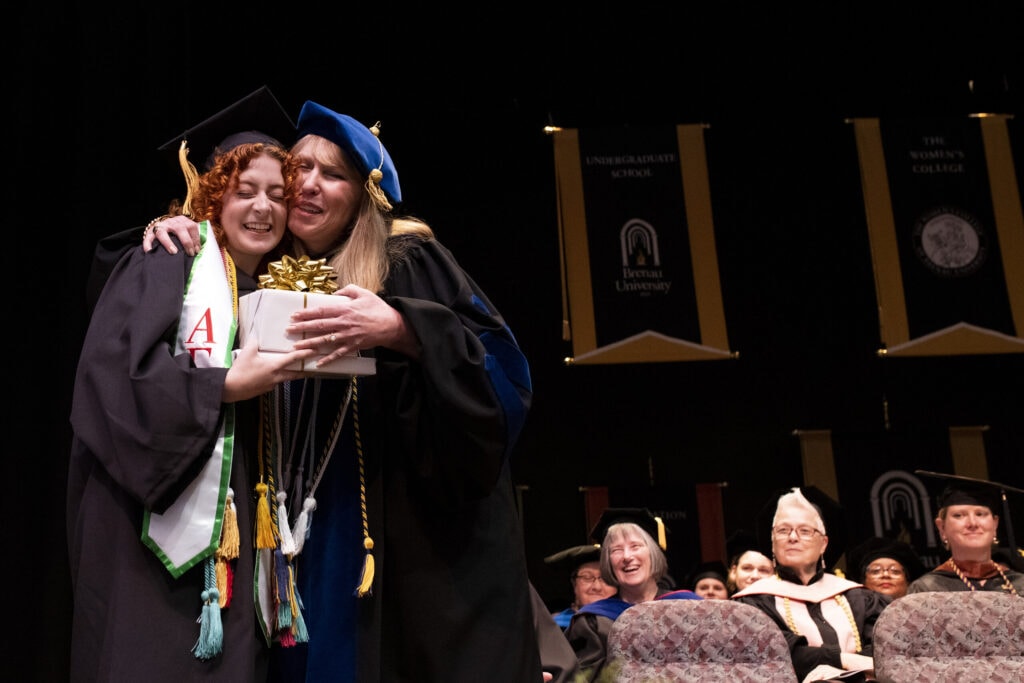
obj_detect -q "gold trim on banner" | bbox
[553,128,597,354]
[849,118,911,352]
[850,116,1024,357]
[552,125,735,365]
[679,124,730,353]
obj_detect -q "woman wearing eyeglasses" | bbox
[542,544,617,630]
[565,508,701,682]
[848,537,926,600]
[733,487,890,683]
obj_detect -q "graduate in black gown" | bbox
[67,93,308,682]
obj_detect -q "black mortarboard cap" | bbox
[726,529,762,564]
[543,544,602,575]
[917,470,1024,571]
[687,560,729,589]
[755,485,847,571]
[589,507,667,550]
[846,536,927,583]
[158,86,296,171]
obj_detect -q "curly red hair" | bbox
[192,142,298,233]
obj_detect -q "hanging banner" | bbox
[850,116,1024,356]
[552,124,734,365]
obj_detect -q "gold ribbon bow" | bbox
[258,255,339,294]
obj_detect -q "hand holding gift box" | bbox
[239,255,376,376]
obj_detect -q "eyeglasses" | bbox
[772,525,822,540]
[865,565,905,578]
[573,572,605,585]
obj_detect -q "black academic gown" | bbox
[733,566,890,682]
[67,240,268,682]
[268,235,541,683]
[907,564,1024,594]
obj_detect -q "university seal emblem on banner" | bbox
[850,115,1024,356]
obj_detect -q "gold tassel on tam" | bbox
[255,482,276,549]
[365,170,392,212]
[364,123,393,212]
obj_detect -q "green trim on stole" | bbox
[142,221,238,578]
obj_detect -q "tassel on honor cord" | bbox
[215,488,240,607]
[255,482,276,549]
[274,548,295,646]
[352,378,374,598]
[193,557,223,660]
[289,565,309,643]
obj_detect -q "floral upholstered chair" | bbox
[872,591,1024,683]
[606,598,797,682]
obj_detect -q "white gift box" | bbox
[238,289,376,376]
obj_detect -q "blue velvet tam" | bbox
[295,100,402,205]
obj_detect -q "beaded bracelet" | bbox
[143,215,171,239]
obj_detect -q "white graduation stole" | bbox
[142,221,238,578]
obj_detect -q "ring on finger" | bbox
[329,333,337,343]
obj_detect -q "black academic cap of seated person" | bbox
[726,529,763,564]
[917,470,1024,571]
[754,485,847,571]
[688,560,728,589]
[543,544,602,575]
[158,86,296,171]
[915,470,1019,512]
[846,536,927,584]
[589,507,667,551]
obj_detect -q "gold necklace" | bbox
[779,577,862,653]
[949,559,1020,596]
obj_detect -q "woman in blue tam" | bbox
[148,100,539,682]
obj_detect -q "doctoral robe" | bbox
[268,235,541,683]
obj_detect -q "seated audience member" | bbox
[565,508,701,682]
[732,487,889,683]
[726,529,775,594]
[544,544,617,629]
[907,475,1024,595]
[847,536,926,600]
[688,560,730,600]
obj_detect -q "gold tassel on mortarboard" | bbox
[177,140,200,219]
[654,516,667,551]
